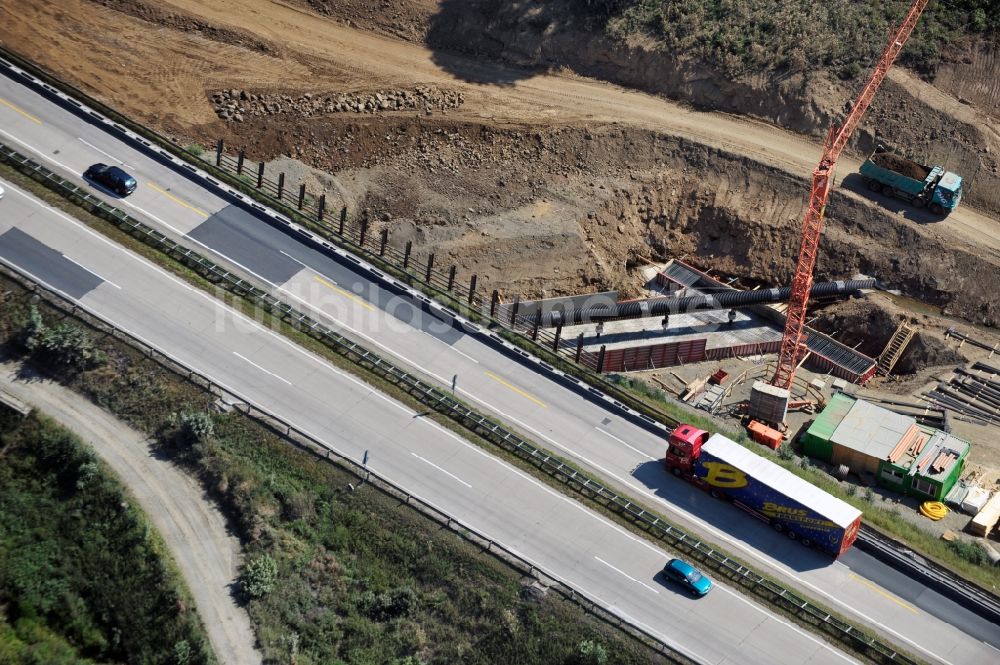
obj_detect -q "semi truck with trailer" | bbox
[859,145,963,215]
[666,425,863,557]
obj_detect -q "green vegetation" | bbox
[158,383,667,665]
[594,1,999,78]
[21,305,103,372]
[185,144,205,157]
[0,412,212,665]
[948,539,991,566]
[0,283,670,665]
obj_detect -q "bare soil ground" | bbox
[3,1,998,324]
[0,361,262,665]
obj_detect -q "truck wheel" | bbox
[912,197,926,209]
[671,467,683,478]
[929,203,944,215]
[866,180,882,193]
[710,489,725,500]
[800,537,813,548]
[786,530,797,541]
[771,522,784,534]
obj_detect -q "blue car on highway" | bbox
[663,558,713,596]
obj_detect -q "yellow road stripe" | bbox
[848,573,919,615]
[312,275,375,311]
[484,371,547,408]
[147,182,208,217]
[0,97,42,124]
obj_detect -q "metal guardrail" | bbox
[0,144,926,665]
[0,44,683,434]
[0,261,694,665]
[214,144,608,370]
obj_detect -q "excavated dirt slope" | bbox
[1,0,997,328]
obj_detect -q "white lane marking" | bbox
[411,452,472,488]
[0,138,470,383]
[279,249,326,275]
[0,127,76,173]
[595,427,656,460]
[77,137,132,168]
[232,351,292,386]
[7,180,417,419]
[6,179,942,664]
[594,556,659,594]
[421,330,480,363]
[282,249,479,364]
[120,199,189,236]
[62,255,121,289]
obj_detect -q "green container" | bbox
[801,393,855,461]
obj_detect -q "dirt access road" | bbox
[0,362,261,665]
[3,0,997,255]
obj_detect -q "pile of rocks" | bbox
[211,85,464,122]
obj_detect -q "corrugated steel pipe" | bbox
[541,279,877,327]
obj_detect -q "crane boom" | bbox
[771,0,929,390]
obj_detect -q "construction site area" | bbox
[4,1,998,550]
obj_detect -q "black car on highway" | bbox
[84,163,137,196]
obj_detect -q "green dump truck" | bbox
[859,145,963,215]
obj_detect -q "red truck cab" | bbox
[665,425,710,477]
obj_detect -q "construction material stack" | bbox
[970,492,1000,538]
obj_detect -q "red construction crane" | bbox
[771,0,929,390]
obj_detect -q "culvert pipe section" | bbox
[541,279,877,327]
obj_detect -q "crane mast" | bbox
[770,0,930,390]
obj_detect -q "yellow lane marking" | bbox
[147,182,209,217]
[484,371,547,408]
[312,275,375,311]
[848,573,919,615]
[0,97,42,124]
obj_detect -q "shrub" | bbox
[777,444,794,461]
[361,586,419,622]
[185,144,205,157]
[948,540,990,566]
[174,639,192,665]
[175,411,215,445]
[577,639,609,665]
[864,487,874,503]
[241,553,279,599]
[75,459,100,490]
[21,306,100,370]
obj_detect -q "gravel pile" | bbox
[212,86,464,122]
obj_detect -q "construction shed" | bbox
[878,429,969,500]
[800,394,970,501]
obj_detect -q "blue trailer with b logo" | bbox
[666,425,862,557]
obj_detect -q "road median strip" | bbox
[0,143,927,665]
